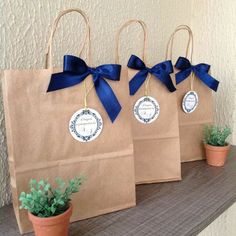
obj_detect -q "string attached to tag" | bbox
[83,79,94,109]
[46,9,123,142]
[144,74,151,97]
[190,72,195,91]
[166,25,199,114]
[45,9,104,143]
[115,20,164,124]
[166,25,219,114]
[167,25,195,92]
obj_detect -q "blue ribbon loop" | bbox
[47,55,122,122]
[175,57,219,92]
[127,54,176,95]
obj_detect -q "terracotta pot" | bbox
[28,204,72,236]
[204,143,230,167]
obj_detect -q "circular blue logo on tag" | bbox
[69,108,103,142]
[134,96,160,124]
[182,91,198,113]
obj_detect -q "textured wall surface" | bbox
[0,0,191,207]
[0,79,11,207]
[191,0,236,143]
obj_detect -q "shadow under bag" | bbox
[1,9,136,234]
[115,20,181,184]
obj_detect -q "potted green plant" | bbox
[19,177,84,236]
[203,125,231,166]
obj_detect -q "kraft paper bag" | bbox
[166,25,219,162]
[115,20,181,184]
[2,9,135,234]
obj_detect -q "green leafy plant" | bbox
[19,176,84,218]
[203,125,231,146]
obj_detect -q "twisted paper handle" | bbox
[115,19,151,96]
[45,8,92,108]
[165,25,195,90]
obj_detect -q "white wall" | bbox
[0,0,191,207]
[198,202,236,236]
[191,0,236,143]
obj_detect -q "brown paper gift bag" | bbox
[166,25,219,162]
[2,9,135,234]
[115,20,181,184]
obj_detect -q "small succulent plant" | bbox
[203,125,231,146]
[19,176,84,217]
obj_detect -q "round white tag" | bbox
[133,96,160,124]
[69,108,103,142]
[182,91,198,113]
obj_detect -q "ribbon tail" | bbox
[129,70,148,95]
[175,69,192,85]
[152,71,176,92]
[94,78,121,122]
[194,71,219,92]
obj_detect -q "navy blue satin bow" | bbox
[175,57,219,92]
[47,55,122,122]
[127,55,176,95]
